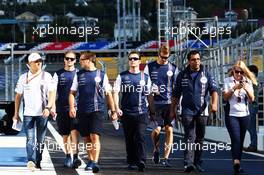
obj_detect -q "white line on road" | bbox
[0,145,56,175]
[47,122,94,175]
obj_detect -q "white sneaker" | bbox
[27,161,36,172]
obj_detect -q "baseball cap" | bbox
[28,53,43,62]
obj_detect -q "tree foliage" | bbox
[0,0,263,42]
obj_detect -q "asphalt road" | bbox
[1,120,264,175]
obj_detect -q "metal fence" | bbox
[1,27,264,129]
[172,27,264,129]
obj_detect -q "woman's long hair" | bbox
[233,60,258,85]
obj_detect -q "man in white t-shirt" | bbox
[13,53,55,171]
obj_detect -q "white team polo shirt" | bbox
[223,76,253,117]
[15,70,55,116]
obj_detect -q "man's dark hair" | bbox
[248,65,258,76]
[187,50,200,60]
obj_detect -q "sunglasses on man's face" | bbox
[65,57,75,61]
[234,70,244,74]
[190,58,200,62]
[160,55,169,59]
[128,57,140,61]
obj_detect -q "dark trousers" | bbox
[225,115,249,160]
[248,104,258,148]
[181,115,207,166]
[121,113,148,165]
[23,116,48,163]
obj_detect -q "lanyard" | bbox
[26,71,42,84]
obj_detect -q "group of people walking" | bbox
[12,45,259,174]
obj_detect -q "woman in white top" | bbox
[223,60,257,174]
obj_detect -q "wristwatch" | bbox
[111,110,116,114]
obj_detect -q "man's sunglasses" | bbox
[128,57,140,61]
[234,70,244,74]
[190,58,200,62]
[65,57,75,61]
[160,55,169,59]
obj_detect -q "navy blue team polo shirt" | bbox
[54,68,77,112]
[173,65,218,116]
[73,69,108,114]
[114,71,151,116]
[144,61,178,105]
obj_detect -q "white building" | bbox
[37,14,54,29]
[206,10,258,30]
[75,0,92,6]
[114,14,151,41]
[65,12,98,27]
[0,0,7,5]
[171,6,198,26]
[17,0,46,4]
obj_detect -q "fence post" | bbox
[5,65,9,101]
[11,43,14,101]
